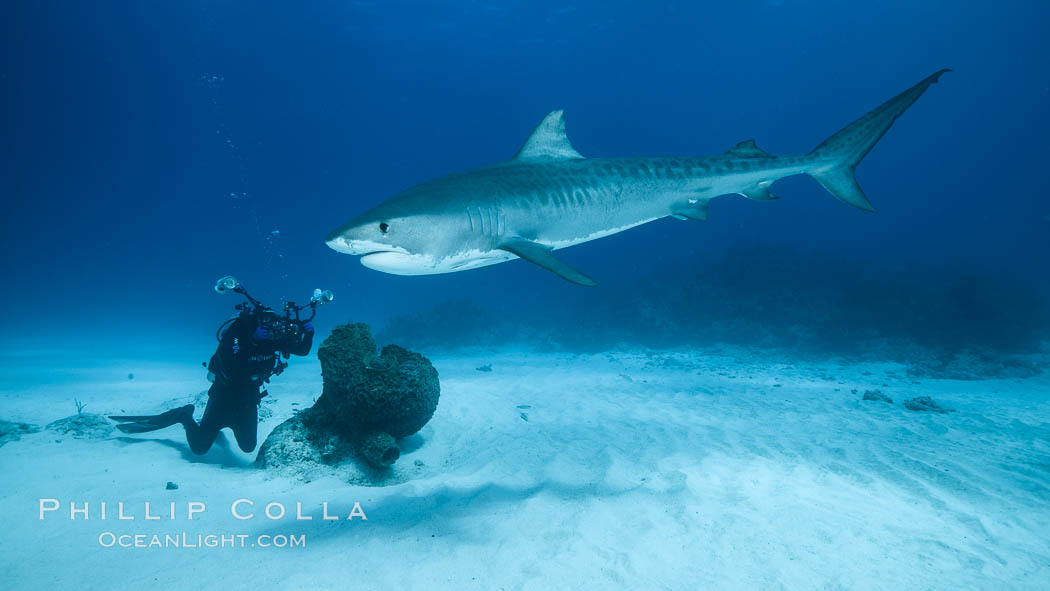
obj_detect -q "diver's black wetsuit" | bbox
[112,311,313,454]
[191,311,313,453]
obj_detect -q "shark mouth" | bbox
[327,232,514,275]
[325,236,405,257]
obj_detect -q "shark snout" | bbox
[325,234,359,254]
[324,225,370,255]
[324,230,408,257]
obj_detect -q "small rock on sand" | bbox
[903,396,953,413]
[46,414,113,439]
[0,420,40,447]
[862,390,893,404]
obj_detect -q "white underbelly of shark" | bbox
[360,249,515,275]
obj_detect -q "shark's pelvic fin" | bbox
[726,139,773,159]
[499,238,598,286]
[808,68,950,212]
[671,199,710,221]
[513,110,585,162]
[737,183,779,202]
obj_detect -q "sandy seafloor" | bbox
[0,345,1048,590]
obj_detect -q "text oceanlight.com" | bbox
[38,499,368,549]
[98,532,307,549]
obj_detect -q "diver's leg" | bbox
[228,402,259,453]
[181,398,225,455]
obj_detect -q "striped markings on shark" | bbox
[326,70,950,286]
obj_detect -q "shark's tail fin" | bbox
[807,69,950,212]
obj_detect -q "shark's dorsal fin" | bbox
[499,238,597,286]
[513,110,584,162]
[726,139,773,159]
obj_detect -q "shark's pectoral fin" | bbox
[670,199,710,221]
[498,239,598,286]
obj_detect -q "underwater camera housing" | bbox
[213,276,334,345]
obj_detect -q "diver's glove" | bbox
[253,326,273,341]
[302,322,314,334]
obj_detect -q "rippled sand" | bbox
[1,348,1047,590]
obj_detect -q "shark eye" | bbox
[379,222,389,234]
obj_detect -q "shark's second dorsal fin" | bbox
[513,110,584,162]
[726,139,773,159]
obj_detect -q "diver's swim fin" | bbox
[110,414,165,422]
[109,405,194,434]
[114,421,169,434]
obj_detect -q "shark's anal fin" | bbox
[498,238,598,286]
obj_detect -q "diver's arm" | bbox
[210,314,253,379]
[289,322,315,357]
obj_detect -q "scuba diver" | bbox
[110,276,334,455]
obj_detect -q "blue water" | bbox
[3,4,1050,588]
[3,1,1048,353]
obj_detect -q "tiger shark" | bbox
[326,70,949,286]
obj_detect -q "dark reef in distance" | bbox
[378,244,1048,379]
[258,323,439,476]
